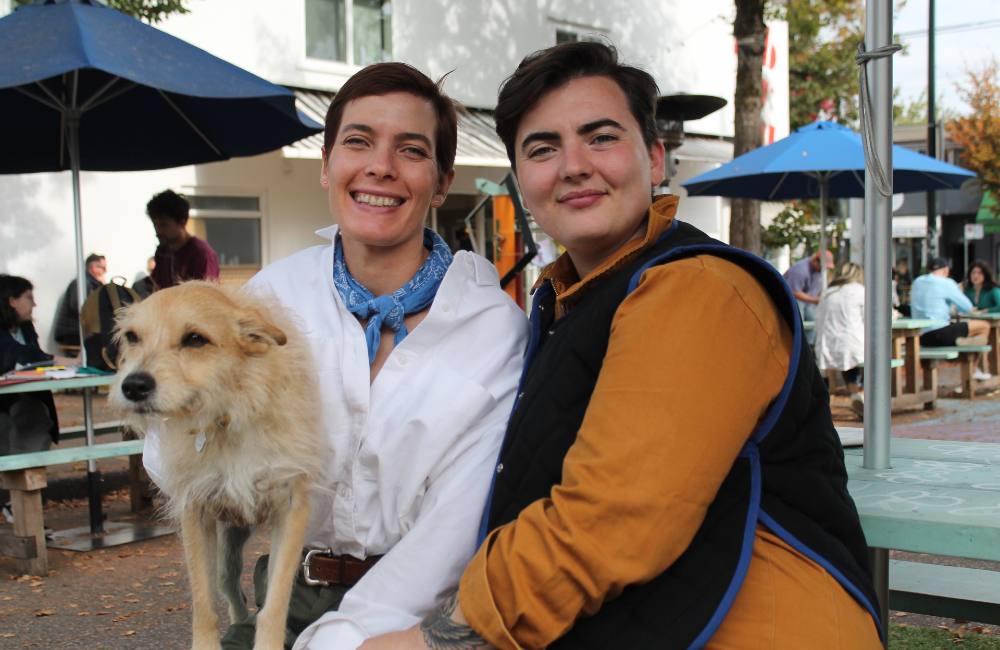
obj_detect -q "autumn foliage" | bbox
[947,59,1000,214]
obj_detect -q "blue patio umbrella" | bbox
[0,0,322,537]
[683,120,974,200]
[682,121,976,282]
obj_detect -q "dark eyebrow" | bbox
[520,119,626,153]
[520,130,560,153]
[578,118,625,135]
[340,123,374,135]
[396,132,433,148]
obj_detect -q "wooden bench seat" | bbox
[0,440,145,575]
[890,560,1000,625]
[921,345,993,399]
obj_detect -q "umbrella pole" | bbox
[863,0,894,641]
[67,109,104,535]
[819,176,829,292]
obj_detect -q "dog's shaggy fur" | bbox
[110,282,326,650]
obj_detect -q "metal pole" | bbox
[926,0,938,259]
[863,0,894,640]
[67,108,104,535]
[819,176,829,292]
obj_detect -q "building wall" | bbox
[0,0,758,345]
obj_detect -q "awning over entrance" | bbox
[283,88,510,168]
[977,191,1000,234]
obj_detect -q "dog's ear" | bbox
[237,310,287,356]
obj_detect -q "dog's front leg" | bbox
[181,506,222,650]
[254,478,311,650]
[218,523,252,624]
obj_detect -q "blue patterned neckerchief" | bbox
[333,228,454,365]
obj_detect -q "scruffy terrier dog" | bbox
[110,282,325,650]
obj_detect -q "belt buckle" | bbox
[302,548,335,586]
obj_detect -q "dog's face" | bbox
[110,282,286,421]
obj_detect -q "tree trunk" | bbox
[730,0,766,254]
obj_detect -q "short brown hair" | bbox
[323,62,458,177]
[146,190,189,225]
[495,42,659,168]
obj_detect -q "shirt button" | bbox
[496,463,504,474]
[338,484,352,497]
[441,303,451,313]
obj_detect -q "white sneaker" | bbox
[974,369,992,382]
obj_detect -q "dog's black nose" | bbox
[121,372,156,402]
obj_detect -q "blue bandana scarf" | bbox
[333,228,454,365]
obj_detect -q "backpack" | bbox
[80,277,141,371]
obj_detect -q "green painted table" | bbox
[0,374,115,395]
[845,438,1000,561]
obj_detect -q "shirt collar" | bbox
[537,194,679,308]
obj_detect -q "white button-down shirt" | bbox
[143,225,527,649]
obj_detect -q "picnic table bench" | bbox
[958,312,1000,376]
[921,344,993,399]
[0,440,145,575]
[843,437,1000,625]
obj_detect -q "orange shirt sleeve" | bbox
[458,255,794,649]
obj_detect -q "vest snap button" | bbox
[496,463,504,474]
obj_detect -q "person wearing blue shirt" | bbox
[911,258,990,377]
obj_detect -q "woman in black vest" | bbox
[363,42,881,650]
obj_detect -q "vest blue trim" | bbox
[477,281,552,544]
[688,443,762,648]
[626,237,802,445]
[759,511,885,641]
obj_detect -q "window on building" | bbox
[186,194,263,286]
[305,0,392,66]
[551,20,606,45]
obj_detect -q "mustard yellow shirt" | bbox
[458,196,880,649]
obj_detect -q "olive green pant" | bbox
[220,554,348,650]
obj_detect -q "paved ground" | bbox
[1,364,999,647]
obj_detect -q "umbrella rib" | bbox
[768,172,789,200]
[17,84,66,113]
[79,77,136,113]
[157,90,223,156]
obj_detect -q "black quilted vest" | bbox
[481,220,882,649]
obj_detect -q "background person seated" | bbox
[52,253,106,349]
[815,263,865,417]
[0,275,74,521]
[911,257,991,380]
[963,260,1000,313]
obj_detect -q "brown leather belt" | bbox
[301,549,382,587]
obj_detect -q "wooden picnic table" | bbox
[0,373,116,535]
[958,311,1000,376]
[890,319,948,412]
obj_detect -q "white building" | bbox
[0,0,787,344]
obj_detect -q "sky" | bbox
[893,0,1000,117]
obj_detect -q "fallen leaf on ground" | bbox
[34,609,55,617]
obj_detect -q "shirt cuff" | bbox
[458,529,522,650]
[291,613,367,650]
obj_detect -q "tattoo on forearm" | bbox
[420,593,488,649]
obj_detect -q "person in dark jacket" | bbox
[53,253,106,347]
[1,275,71,456]
[363,42,880,650]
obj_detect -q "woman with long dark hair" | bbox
[964,260,1000,313]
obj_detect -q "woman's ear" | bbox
[431,169,456,208]
[320,147,330,189]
